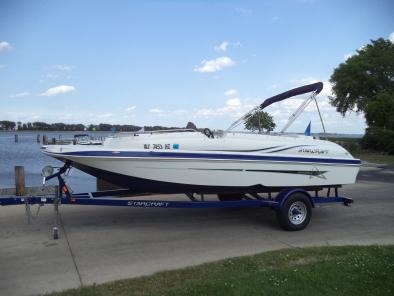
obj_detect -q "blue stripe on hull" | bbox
[53,150,361,165]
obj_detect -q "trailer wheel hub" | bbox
[288,201,307,225]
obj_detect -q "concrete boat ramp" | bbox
[1,164,393,295]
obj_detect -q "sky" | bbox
[0,0,393,134]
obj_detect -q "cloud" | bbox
[52,64,74,71]
[214,41,241,52]
[225,89,237,96]
[149,108,187,117]
[40,85,75,96]
[389,32,394,43]
[148,97,256,121]
[43,73,60,80]
[99,113,113,118]
[0,41,11,52]
[10,92,30,98]
[196,98,254,118]
[343,53,354,60]
[226,98,241,107]
[320,82,333,97]
[194,56,235,73]
[214,41,229,52]
[271,83,280,89]
[125,106,136,112]
[358,45,367,52]
[149,108,164,114]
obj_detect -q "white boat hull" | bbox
[43,132,360,193]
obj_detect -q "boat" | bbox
[42,82,361,195]
[73,134,103,145]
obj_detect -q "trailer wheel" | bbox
[277,193,312,231]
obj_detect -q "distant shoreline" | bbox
[0,130,364,138]
[0,120,182,133]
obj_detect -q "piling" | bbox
[14,134,18,143]
[43,135,48,145]
[37,134,40,143]
[15,166,25,196]
[51,137,56,144]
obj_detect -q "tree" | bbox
[0,120,16,130]
[329,38,394,154]
[98,123,112,131]
[186,122,197,130]
[364,93,394,129]
[244,111,275,133]
[329,38,394,119]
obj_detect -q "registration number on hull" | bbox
[144,144,179,150]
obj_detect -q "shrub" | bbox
[361,128,394,154]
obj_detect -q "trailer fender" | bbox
[274,188,314,210]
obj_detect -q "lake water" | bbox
[0,131,110,192]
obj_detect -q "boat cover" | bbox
[260,82,323,110]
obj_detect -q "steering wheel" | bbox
[203,128,214,138]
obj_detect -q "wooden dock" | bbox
[0,166,57,197]
[0,166,59,237]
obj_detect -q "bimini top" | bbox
[259,82,323,110]
[226,82,323,131]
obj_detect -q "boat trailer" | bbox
[0,164,353,238]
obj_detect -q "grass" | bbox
[352,151,394,165]
[325,137,394,165]
[48,245,394,296]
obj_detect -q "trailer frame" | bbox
[0,164,353,236]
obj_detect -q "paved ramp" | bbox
[1,164,393,295]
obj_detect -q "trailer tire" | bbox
[276,193,312,231]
